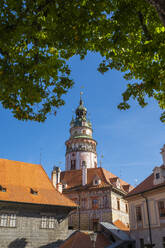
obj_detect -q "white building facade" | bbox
[126,145,165,248]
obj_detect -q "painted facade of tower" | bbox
[65,97,97,171]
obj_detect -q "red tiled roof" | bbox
[60,168,132,193]
[113,220,129,231]
[0,158,77,207]
[59,231,111,248]
[126,173,165,197]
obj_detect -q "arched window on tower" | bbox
[71,160,76,170]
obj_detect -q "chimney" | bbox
[82,161,87,186]
[51,166,61,188]
[161,145,165,165]
[57,183,63,193]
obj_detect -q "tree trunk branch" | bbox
[138,12,152,40]
[146,0,165,26]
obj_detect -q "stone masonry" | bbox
[0,202,71,248]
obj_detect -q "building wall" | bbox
[128,188,165,248]
[130,227,165,248]
[65,151,97,170]
[66,188,129,230]
[0,203,71,248]
[111,191,129,226]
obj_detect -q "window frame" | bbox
[71,160,76,170]
[92,198,99,209]
[136,205,142,222]
[0,185,6,192]
[117,198,120,210]
[0,213,17,228]
[81,198,87,210]
[125,203,128,213]
[103,195,108,209]
[40,215,56,229]
[155,172,160,179]
[162,237,165,248]
[140,238,144,248]
[158,200,165,217]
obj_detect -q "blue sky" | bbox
[0,52,164,187]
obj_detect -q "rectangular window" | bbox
[136,206,142,221]
[41,216,56,229]
[156,173,160,179]
[0,185,6,192]
[103,195,108,208]
[81,198,86,209]
[126,203,128,213]
[92,199,98,209]
[93,219,99,232]
[0,213,16,227]
[140,238,144,248]
[162,237,165,248]
[71,160,76,170]
[117,199,120,210]
[158,201,165,217]
[30,188,38,195]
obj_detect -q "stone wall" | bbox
[0,202,72,248]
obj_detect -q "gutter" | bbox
[141,194,153,247]
[78,193,81,230]
[125,183,165,199]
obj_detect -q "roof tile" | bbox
[59,231,111,248]
[61,168,132,193]
[127,173,165,197]
[0,158,76,208]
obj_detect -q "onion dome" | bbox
[75,98,87,121]
[70,95,92,128]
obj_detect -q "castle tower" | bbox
[65,94,97,170]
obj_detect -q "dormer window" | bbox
[30,188,38,195]
[156,173,160,179]
[153,166,165,185]
[0,185,6,192]
[62,183,67,189]
[94,180,98,185]
[93,176,101,186]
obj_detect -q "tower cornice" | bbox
[65,137,97,146]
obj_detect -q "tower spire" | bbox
[80,91,83,105]
[65,97,97,171]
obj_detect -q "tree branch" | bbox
[146,0,165,26]
[138,12,152,40]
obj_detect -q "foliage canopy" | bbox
[0,0,165,122]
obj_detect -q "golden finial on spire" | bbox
[80,91,83,98]
[80,86,84,104]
